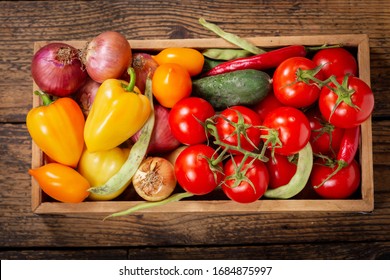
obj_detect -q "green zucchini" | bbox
[192,69,271,110]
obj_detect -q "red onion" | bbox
[31,43,87,97]
[132,53,159,93]
[73,77,101,117]
[131,104,181,154]
[81,31,132,83]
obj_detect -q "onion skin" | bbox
[73,77,101,117]
[133,157,177,202]
[132,53,159,93]
[165,145,187,166]
[31,43,87,97]
[131,103,181,154]
[83,31,132,83]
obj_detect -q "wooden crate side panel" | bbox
[34,199,373,215]
[356,35,374,211]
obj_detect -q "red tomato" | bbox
[152,63,192,108]
[273,57,324,108]
[175,144,223,195]
[261,106,311,156]
[215,106,262,154]
[310,158,361,199]
[169,97,215,145]
[312,47,358,79]
[306,107,345,156]
[319,76,374,128]
[265,150,297,189]
[251,91,284,122]
[222,155,269,203]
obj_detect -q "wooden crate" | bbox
[31,34,374,214]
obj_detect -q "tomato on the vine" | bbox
[273,57,324,108]
[169,97,215,145]
[306,107,345,156]
[319,75,374,128]
[265,150,297,189]
[261,106,311,156]
[312,47,358,79]
[152,63,192,108]
[215,106,262,154]
[251,91,284,122]
[222,155,269,203]
[310,158,361,199]
[175,144,223,195]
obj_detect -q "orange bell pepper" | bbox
[84,67,151,152]
[29,163,90,203]
[26,91,85,168]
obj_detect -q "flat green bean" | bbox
[199,18,266,55]
[264,143,313,199]
[202,48,252,60]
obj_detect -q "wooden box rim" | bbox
[31,34,374,214]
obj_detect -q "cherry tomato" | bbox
[310,158,361,199]
[222,155,269,203]
[265,150,297,189]
[215,106,262,154]
[306,107,345,156]
[261,106,311,156]
[273,57,324,108]
[152,63,192,108]
[175,144,223,195]
[319,76,374,128]
[152,47,204,76]
[312,47,358,79]
[169,97,215,145]
[251,91,284,122]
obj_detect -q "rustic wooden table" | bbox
[1,0,389,260]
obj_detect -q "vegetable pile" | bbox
[27,19,374,217]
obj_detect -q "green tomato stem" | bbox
[313,159,348,189]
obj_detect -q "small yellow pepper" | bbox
[77,147,131,200]
[84,67,151,152]
[29,163,90,203]
[26,91,85,168]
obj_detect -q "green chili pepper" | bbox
[264,143,313,199]
[88,77,155,197]
[202,48,253,60]
[199,18,266,55]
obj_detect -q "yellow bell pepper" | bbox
[77,147,131,200]
[26,91,85,168]
[84,67,151,152]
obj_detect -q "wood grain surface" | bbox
[1,0,389,260]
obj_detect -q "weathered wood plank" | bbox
[0,248,128,260]
[1,241,390,260]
